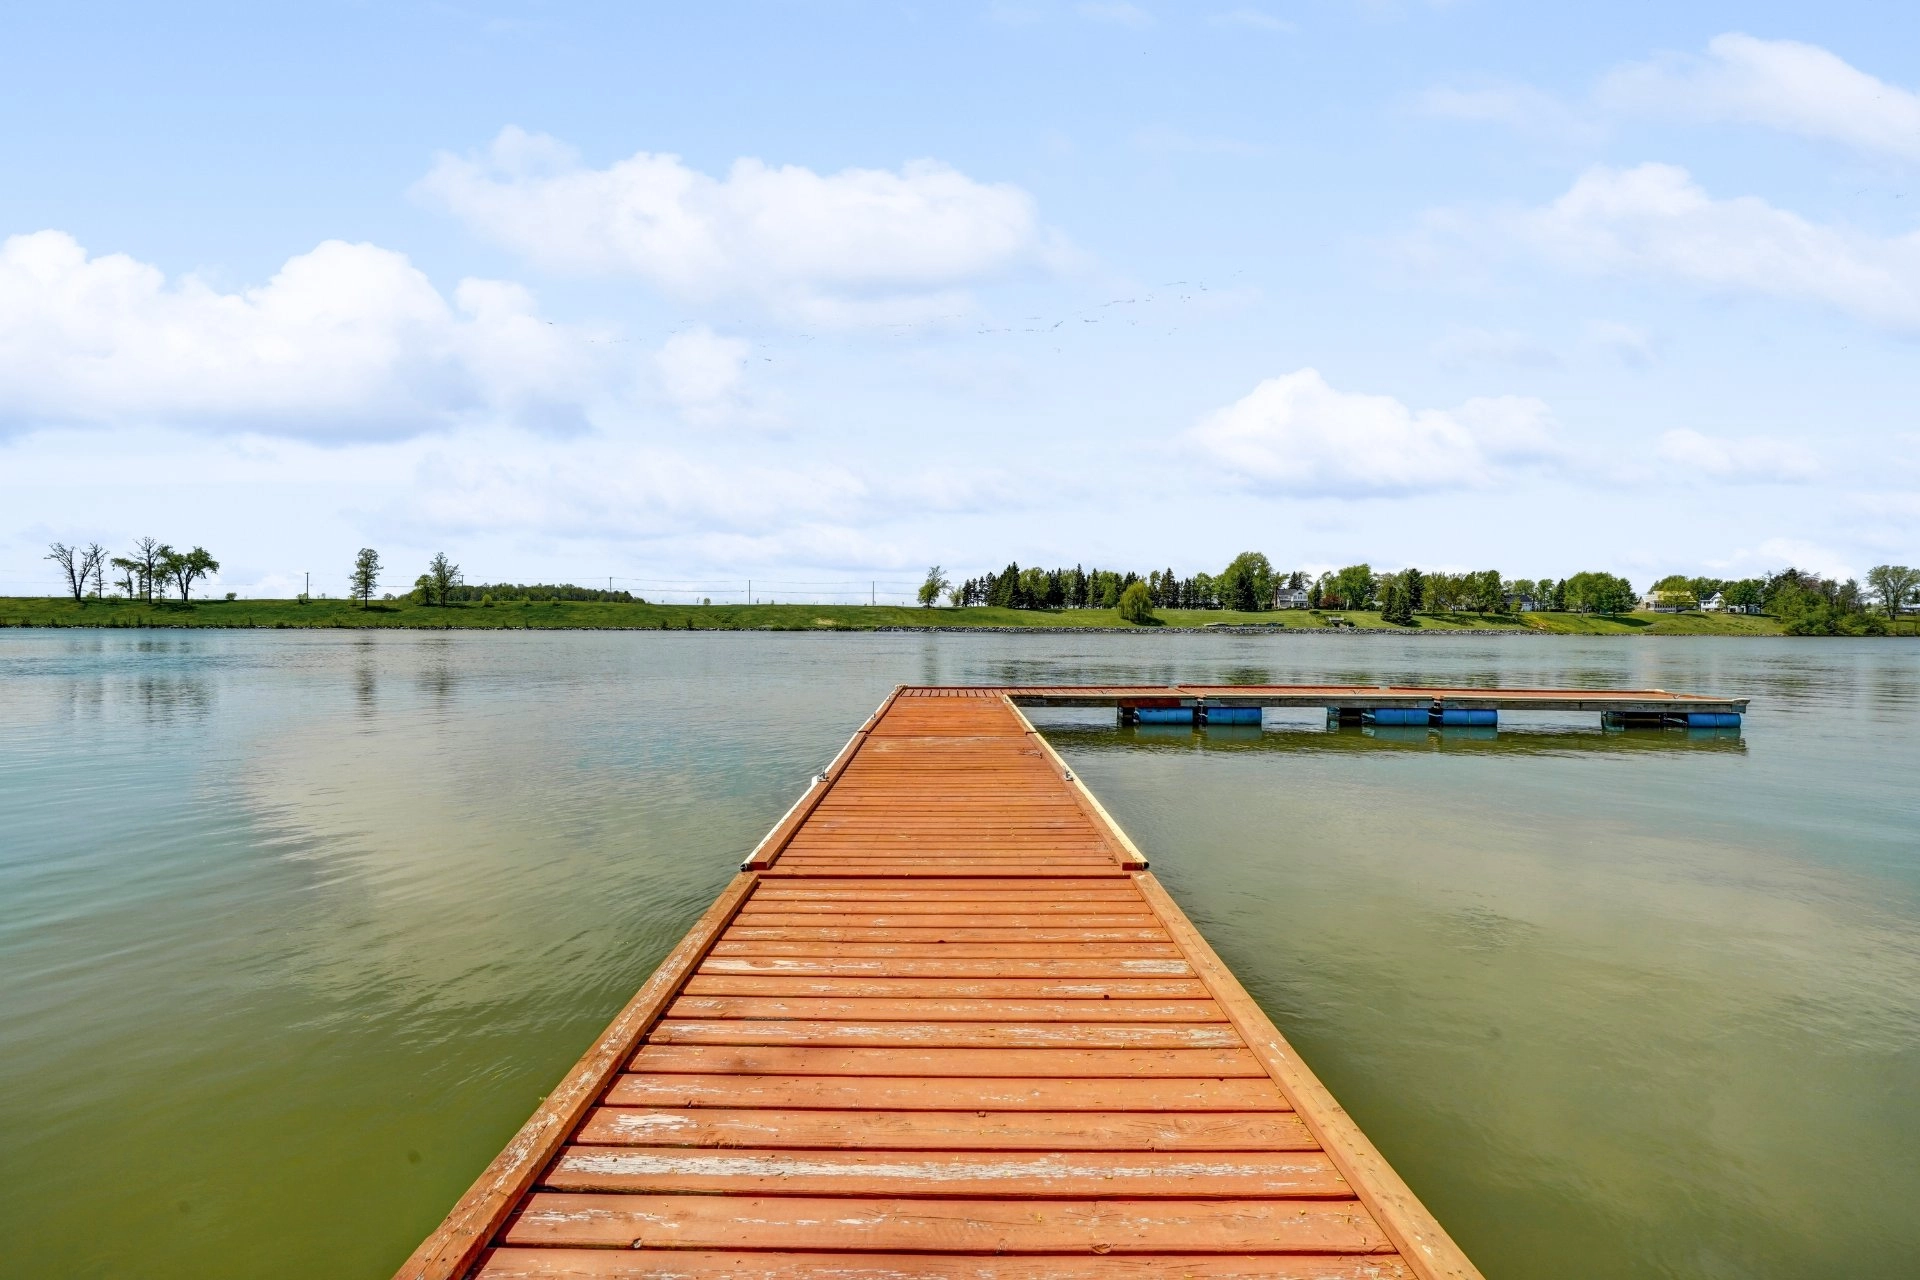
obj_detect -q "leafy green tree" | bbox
[1403,567,1425,611]
[1330,564,1375,610]
[158,545,219,601]
[1117,580,1157,624]
[1866,565,1920,620]
[1563,571,1636,614]
[1219,551,1275,612]
[917,565,950,607]
[1649,574,1698,610]
[1724,579,1764,611]
[426,552,462,606]
[350,548,382,608]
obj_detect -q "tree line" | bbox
[919,554,1918,632]
[46,539,220,603]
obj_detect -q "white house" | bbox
[1700,592,1727,612]
[1274,587,1310,609]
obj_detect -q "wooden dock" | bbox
[398,686,1492,1280]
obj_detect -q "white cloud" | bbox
[653,326,757,426]
[1509,164,1920,331]
[1656,429,1820,483]
[0,230,618,438]
[417,128,1060,325]
[1078,2,1153,28]
[1600,33,1920,163]
[1187,368,1560,495]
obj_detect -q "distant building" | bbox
[1700,592,1726,612]
[1274,587,1310,609]
[1505,593,1537,612]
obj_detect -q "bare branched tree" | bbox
[46,542,107,603]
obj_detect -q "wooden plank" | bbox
[696,957,1196,979]
[603,1073,1292,1112]
[668,995,1224,1022]
[739,909,1156,923]
[390,873,760,1280]
[543,1146,1350,1198]
[708,942,1186,959]
[627,1045,1270,1077]
[681,975,1213,998]
[575,1107,1314,1150]
[476,1250,1418,1279]
[647,1020,1245,1049]
[502,1194,1395,1254]
[721,927,1173,943]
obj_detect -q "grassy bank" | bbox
[0,595,1841,634]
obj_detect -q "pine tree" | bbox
[1383,582,1415,626]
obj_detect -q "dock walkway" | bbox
[400,687,1483,1280]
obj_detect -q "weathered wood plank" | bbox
[626,1045,1270,1077]
[575,1107,1313,1150]
[647,1020,1245,1049]
[542,1146,1349,1198]
[475,1250,1418,1279]
[603,1073,1292,1112]
[503,1194,1395,1254]
[681,975,1210,999]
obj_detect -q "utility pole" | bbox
[305,571,309,600]
[748,579,751,605]
[871,581,875,606]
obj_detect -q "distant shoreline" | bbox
[3,595,1905,636]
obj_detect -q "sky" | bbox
[3,1,1918,602]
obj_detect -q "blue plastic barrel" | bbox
[1440,708,1497,726]
[1366,708,1429,725]
[1686,711,1741,728]
[1206,707,1261,725]
[1135,707,1195,724]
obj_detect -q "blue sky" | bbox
[4,1,1917,600]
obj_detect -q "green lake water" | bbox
[2,630,1916,1278]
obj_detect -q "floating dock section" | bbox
[398,683,1754,1278]
[1015,684,1749,730]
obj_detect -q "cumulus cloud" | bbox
[653,326,759,426]
[0,230,617,437]
[1187,368,1559,495]
[1600,33,1920,163]
[416,128,1060,324]
[1507,164,1920,331]
[1656,429,1820,483]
